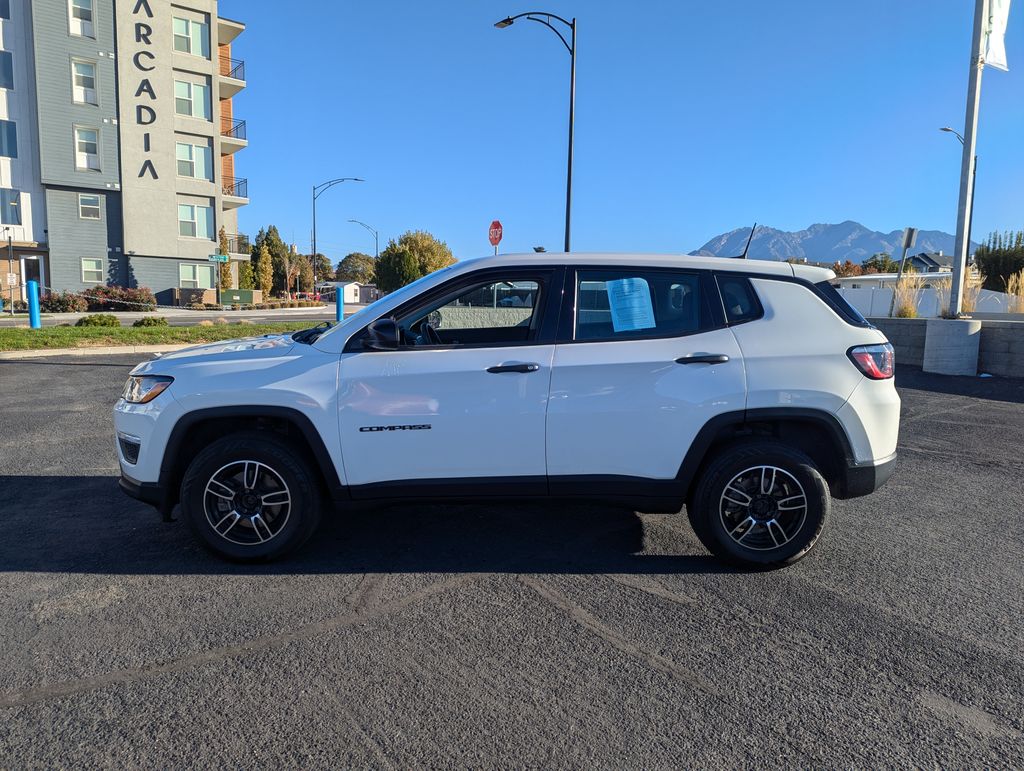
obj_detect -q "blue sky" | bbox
[223,0,1024,261]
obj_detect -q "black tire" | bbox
[180,432,323,562]
[688,441,830,568]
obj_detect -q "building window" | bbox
[0,52,13,90]
[72,60,97,105]
[0,189,19,225]
[0,120,16,158]
[81,258,103,283]
[172,17,210,58]
[79,193,101,220]
[174,79,210,120]
[177,203,214,239]
[74,126,99,170]
[69,0,94,38]
[175,141,212,180]
[179,263,215,289]
[0,0,10,20]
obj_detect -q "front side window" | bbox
[175,140,212,179]
[0,120,17,158]
[173,17,210,57]
[0,188,19,225]
[74,126,99,170]
[174,79,210,120]
[575,269,706,341]
[398,277,543,347]
[81,258,103,283]
[72,60,97,104]
[179,263,215,289]
[177,203,214,239]
[69,0,94,38]
[0,51,13,90]
[79,193,101,220]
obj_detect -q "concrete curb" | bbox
[0,344,190,360]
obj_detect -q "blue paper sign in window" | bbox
[606,277,656,332]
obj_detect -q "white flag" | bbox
[986,0,1012,71]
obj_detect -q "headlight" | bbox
[121,375,173,404]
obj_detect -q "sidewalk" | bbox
[0,304,368,328]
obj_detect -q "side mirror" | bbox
[363,318,399,351]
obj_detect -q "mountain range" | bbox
[690,221,975,263]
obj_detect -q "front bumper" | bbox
[839,452,897,499]
[119,472,176,519]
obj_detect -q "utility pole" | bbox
[948,0,988,317]
[6,229,13,316]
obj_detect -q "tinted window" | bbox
[716,275,762,324]
[815,280,871,327]
[575,270,705,341]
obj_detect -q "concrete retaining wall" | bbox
[869,317,1024,377]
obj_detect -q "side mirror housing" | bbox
[363,318,399,351]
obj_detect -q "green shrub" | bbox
[41,290,88,313]
[132,316,168,327]
[75,313,120,327]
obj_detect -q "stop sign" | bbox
[488,220,503,247]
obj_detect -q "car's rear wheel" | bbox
[180,432,322,561]
[689,441,829,568]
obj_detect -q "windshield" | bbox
[315,264,460,342]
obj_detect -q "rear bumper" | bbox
[839,452,897,498]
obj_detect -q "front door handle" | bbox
[675,353,730,365]
[486,363,540,374]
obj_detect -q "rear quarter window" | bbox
[814,280,872,327]
[716,275,763,324]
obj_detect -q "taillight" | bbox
[848,343,895,379]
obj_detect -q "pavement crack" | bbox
[0,573,477,711]
[518,575,719,695]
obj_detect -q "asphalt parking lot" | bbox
[1,355,1022,768]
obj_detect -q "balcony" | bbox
[217,16,245,45]
[220,118,247,154]
[218,55,246,99]
[225,233,250,256]
[222,176,249,208]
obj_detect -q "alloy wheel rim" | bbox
[719,465,807,551]
[203,460,291,546]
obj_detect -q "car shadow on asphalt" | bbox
[896,365,1024,403]
[2,476,733,576]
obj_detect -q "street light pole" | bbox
[312,177,364,290]
[348,219,379,258]
[495,12,576,252]
[941,127,978,265]
[947,0,987,318]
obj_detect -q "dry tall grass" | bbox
[893,271,923,318]
[1007,270,1024,313]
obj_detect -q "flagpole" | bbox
[948,0,989,317]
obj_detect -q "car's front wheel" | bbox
[180,432,322,561]
[688,441,830,568]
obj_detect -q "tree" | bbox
[253,225,290,293]
[862,252,900,273]
[218,227,233,289]
[974,229,1024,291]
[298,258,314,294]
[312,253,334,283]
[374,231,455,292]
[253,243,274,295]
[237,260,255,290]
[336,252,376,284]
[832,260,863,278]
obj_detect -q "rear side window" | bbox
[815,280,872,327]
[575,270,707,341]
[716,275,762,324]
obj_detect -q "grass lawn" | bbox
[0,322,316,351]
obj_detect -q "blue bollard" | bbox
[336,291,344,323]
[27,280,41,329]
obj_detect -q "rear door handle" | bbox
[487,363,540,374]
[675,354,730,365]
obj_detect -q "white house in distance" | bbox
[323,281,379,304]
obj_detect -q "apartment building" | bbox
[2,0,248,305]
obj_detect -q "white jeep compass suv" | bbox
[115,253,899,568]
